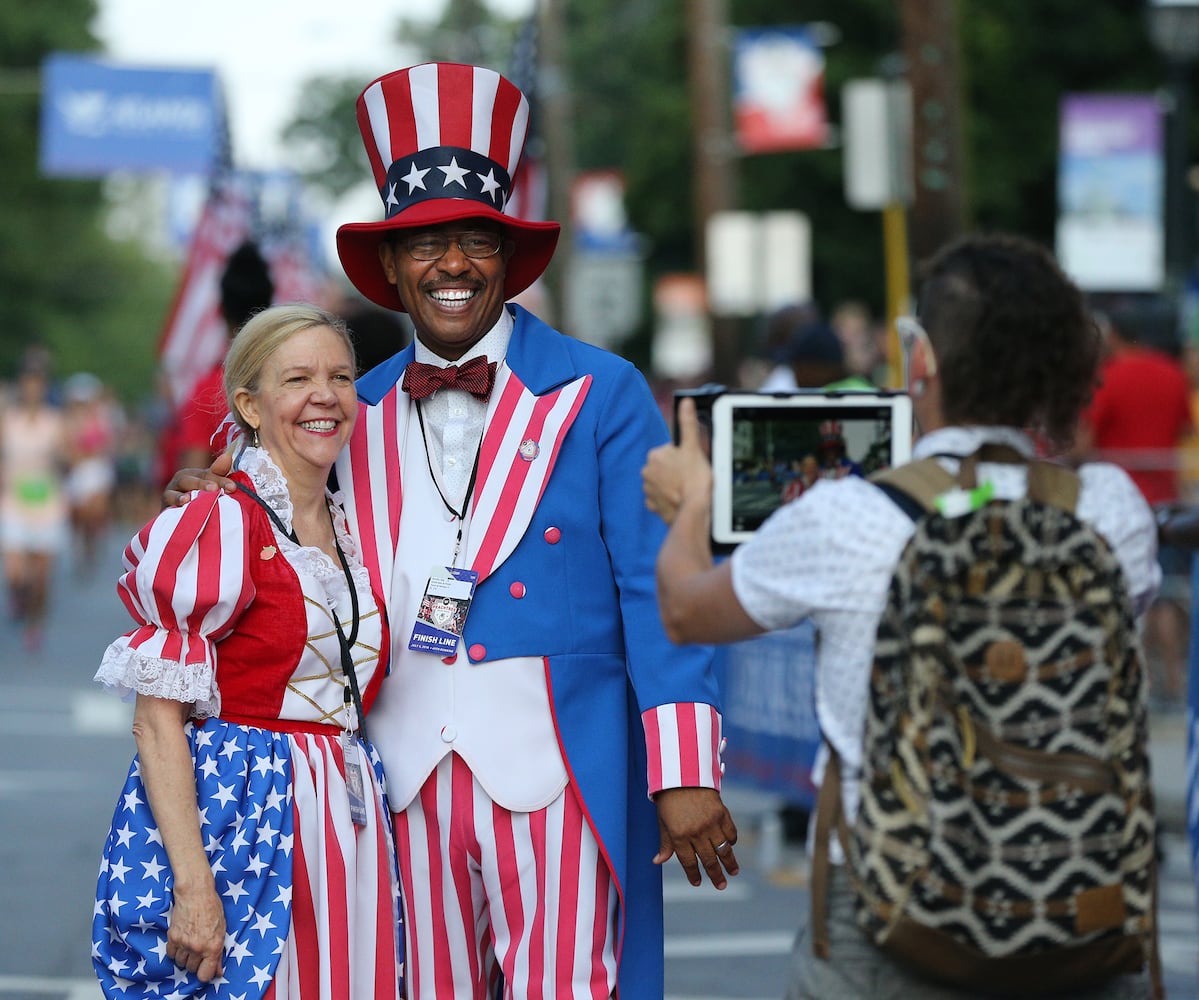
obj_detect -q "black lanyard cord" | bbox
[234,481,369,744]
[414,399,484,564]
[331,534,368,746]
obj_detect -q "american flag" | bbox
[505,13,548,225]
[156,180,254,409]
[263,227,328,309]
[156,177,329,412]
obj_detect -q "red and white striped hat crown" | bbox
[336,62,560,312]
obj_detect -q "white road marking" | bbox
[664,930,794,958]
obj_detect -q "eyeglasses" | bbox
[895,315,938,377]
[400,231,504,262]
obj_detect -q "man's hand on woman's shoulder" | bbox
[162,451,237,509]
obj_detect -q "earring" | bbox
[249,426,260,448]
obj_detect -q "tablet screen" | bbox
[709,391,913,547]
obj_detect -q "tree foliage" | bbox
[281,0,1186,350]
[962,0,1158,237]
[283,1,523,201]
[0,2,1165,404]
[398,0,521,67]
[281,76,372,200]
[0,0,176,401]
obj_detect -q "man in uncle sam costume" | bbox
[334,62,739,998]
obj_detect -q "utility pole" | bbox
[1147,0,1199,292]
[687,0,740,386]
[537,0,574,326]
[898,0,967,264]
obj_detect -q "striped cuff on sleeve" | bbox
[642,702,725,796]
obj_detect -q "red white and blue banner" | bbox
[39,53,226,177]
[155,180,254,408]
[732,27,828,154]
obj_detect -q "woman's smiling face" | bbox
[236,324,358,485]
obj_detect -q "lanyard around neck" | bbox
[413,399,484,565]
[234,481,369,744]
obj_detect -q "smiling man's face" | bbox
[378,220,511,361]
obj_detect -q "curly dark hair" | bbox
[917,232,1100,451]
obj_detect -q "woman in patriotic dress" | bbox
[92,304,403,999]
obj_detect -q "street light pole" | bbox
[537,0,574,326]
[898,0,967,263]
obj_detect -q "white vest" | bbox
[367,404,568,812]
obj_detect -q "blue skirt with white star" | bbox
[93,717,403,999]
[93,720,296,998]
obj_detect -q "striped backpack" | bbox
[819,447,1159,996]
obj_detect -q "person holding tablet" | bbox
[642,232,1160,1000]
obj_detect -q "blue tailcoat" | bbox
[345,306,719,996]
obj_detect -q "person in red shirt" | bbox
[1079,297,1193,706]
[1081,303,1192,505]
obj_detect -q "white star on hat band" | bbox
[383,145,512,219]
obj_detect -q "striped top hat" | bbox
[336,62,561,312]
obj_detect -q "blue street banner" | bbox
[40,52,225,177]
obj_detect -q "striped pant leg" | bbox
[395,753,618,1000]
[272,734,403,1000]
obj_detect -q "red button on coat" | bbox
[543,526,561,544]
[469,643,487,661]
[509,581,526,599]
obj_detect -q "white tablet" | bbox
[709,391,913,547]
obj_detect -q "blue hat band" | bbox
[382,146,513,219]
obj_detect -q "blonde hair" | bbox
[223,303,355,438]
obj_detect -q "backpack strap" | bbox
[810,748,847,960]
[870,457,955,515]
[873,447,1082,517]
[1026,460,1081,514]
[810,745,862,961]
[960,443,1082,514]
[1149,825,1165,999]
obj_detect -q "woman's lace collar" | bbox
[234,444,368,589]
[236,445,296,533]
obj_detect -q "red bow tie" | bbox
[402,356,497,401]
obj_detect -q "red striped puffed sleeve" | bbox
[93,490,256,718]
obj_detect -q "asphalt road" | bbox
[0,525,1195,999]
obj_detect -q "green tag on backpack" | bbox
[933,479,994,518]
